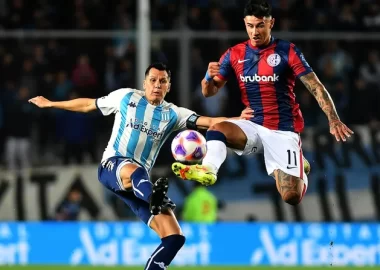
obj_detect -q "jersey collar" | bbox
[247,36,275,51]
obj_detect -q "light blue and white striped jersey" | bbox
[96,88,195,171]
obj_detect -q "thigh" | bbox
[98,157,177,226]
[260,128,306,181]
[98,157,137,192]
[223,119,263,155]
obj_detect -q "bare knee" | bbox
[274,170,304,206]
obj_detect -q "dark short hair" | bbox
[244,0,272,17]
[145,62,171,79]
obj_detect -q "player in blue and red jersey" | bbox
[172,0,353,205]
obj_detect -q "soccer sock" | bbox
[130,167,152,203]
[202,130,227,174]
[144,234,186,270]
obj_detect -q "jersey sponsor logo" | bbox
[126,120,164,140]
[240,74,279,82]
[266,53,281,67]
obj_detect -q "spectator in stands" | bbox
[55,187,83,221]
[359,50,380,88]
[4,86,33,173]
[71,54,98,96]
[57,91,96,165]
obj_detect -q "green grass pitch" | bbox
[0,267,377,270]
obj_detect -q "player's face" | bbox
[143,68,171,105]
[244,16,274,47]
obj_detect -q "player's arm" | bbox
[28,96,96,113]
[201,62,227,97]
[187,108,254,130]
[300,72,354,141]
[201,49,232,97]
[195,116,229,129]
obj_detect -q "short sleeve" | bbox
[175,107,196,130]
[216,48,232,81]
[96,88,133,116]
[288,44,313,78]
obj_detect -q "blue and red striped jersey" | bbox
[217,37,313,133]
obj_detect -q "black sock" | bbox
[144,234,186,269]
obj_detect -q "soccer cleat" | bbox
[172,162,217,186]
[149,177,169,215]
[303,156,311,175]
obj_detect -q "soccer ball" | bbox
[171,130,207,164]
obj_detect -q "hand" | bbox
[28,96,52,108]
[329,119,354,142]
[207,62,221,78]
[240,107,254,120]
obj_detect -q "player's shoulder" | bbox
[111,88,144,98]
[161,101,192,115]
[161,101,179,111]
[229,40,250,54]
[274,38,298,50]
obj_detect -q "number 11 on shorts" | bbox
[287,149,297,169]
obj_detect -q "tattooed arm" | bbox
[300,72,354,142]
[300,72,339,122]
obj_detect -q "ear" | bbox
[167,82,171,93]
[143,79,146,90]
[270,18,275,29]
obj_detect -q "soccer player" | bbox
[172,0,353,206]
[29,62,246,270]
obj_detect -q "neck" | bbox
[146,97,162,106]
[149,100,161,106]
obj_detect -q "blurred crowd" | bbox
[0,0,379,174]
[1,0,380,31]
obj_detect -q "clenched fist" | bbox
[207,62,221,78]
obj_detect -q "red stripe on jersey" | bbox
[257,47,279,129]
[288,44,307,77]
[231,45,250,107]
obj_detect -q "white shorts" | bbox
[225,119,308,185]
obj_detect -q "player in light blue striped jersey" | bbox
[29,62,248,270]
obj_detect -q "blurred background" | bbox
[0,0,380,267]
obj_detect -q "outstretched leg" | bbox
[172,121,249,185]
[98,158,185,270]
